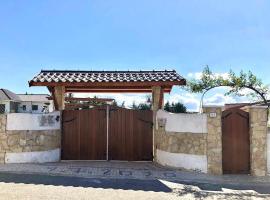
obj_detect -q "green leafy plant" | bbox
[186,66,270,110]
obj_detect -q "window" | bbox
[22,105,26,111]
[10,102,19,113]
[0,104,5,114]
[32,105,38,111]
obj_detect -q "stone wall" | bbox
[155,129,207,155]
[249,106,268,176]
[0,112,61,164]
[267,128,270,175]
[203,107,223,175]
[155,110,208,172]
[0,115,6,133]
[0,115,7,163]
[2,130,60,153]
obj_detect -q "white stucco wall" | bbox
[6,111,61,130]
[156,110,207,133]
[156,149,207,173]
[5,148,60,163]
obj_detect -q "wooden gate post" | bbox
[53,86,65,110]
[152,86,164,111]
[152,86,164,161]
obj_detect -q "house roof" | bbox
[17,94,50,102]
[29,70,186,93]
[0,89,21,101]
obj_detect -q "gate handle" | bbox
[138,118,153,126]
[63,117,76,123]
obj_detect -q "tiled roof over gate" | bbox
[29,70,185,84]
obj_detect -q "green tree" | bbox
[186,66,270,110]
[137,103,151,110]
[164,101,170,111]
[164,101,187,113]
[172,102,187,113]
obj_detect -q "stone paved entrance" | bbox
[0,161,270,186]
[0,161,179,180]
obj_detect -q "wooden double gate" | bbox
[62,105,153,161]
[222,108,250,174]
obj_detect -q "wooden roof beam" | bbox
[29,80,186,87]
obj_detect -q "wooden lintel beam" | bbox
[47,97,114,102]
[65,89,171,93]
[66,103,105,107]
[66,97,114,102]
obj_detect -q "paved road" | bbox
[0,162,270,199]
[0,172,270,200]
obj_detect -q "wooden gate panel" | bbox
[109,107,153,161]
[63,106,153,161]
[62,107,107,160]
[62,110,80,160]
[222,108,250,174]
[140,110,153,160]
[78,109,107,160]
[108,107,128,160]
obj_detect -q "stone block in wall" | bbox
[155,129,207,155]
[249,106,268,176]
[0,115,6,133]
[0,152,5,164]
[5,130,61,153]
[203,107,223,175]
[7,134,21,147]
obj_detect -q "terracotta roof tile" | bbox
[30,70,185,84]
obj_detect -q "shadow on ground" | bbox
[0,172,172,192]
[0,172,270,196]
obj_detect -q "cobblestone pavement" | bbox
[0,161,270,199]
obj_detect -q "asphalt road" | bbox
[0,172,270,199]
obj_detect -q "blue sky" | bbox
[0,0,269,111]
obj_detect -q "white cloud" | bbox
[187,72,229,80]
[203,93,237,106]
[165,93,200,112]
[70,90,252,113]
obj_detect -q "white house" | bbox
[0,89,21,113]
[0,89,54,114]
[17,94,54,113]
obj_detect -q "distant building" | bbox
[0,88,54,114]
[0,89,21,113]
[17,94,53,113]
